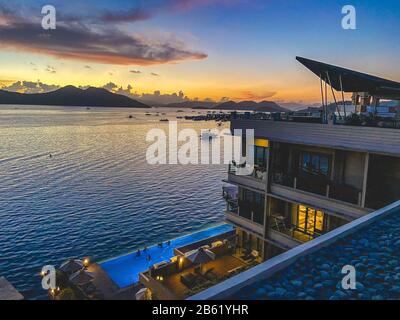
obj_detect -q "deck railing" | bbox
[272,172,362,205]
[269,215,322,243]
[228,162,267,181]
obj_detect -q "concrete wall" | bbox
[343,151,365,189]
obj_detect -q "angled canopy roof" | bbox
[296,56,400,99]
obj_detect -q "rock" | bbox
[388,260,398,267]
[356,282,365,291]
[322,279,334,287]
[390,286,400,294]
[334,290,347,299]
[321,263,330,271]
[261,284,274,292]
[313,283,323,290]
[320,271,330,279]
[393,239,400,247]
[255,288,267,296]
[358,293,371,300]
[291,280,302,288]
[367,288,378,295]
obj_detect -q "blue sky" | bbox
[0,0,399,102]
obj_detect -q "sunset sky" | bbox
[1,0,400,103]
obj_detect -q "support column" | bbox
[361,153,370,207]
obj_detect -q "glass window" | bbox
[254,146,267,167]
[300,152,330,177]
[320,157,329,176]
[296,205,325,237]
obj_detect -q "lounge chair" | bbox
[180,272,197,288]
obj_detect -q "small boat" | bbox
[200,130,218,140]
[128,115,133,119]
[159,118,169,122]
[145,113,151,116]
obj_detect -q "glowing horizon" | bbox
[1,0,400,104]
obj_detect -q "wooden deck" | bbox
[87,263,120,299]
[161,255,247,299]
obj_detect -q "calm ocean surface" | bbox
[0,106,228,299]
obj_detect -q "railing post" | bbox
[326,184,330,197]
[293,177,297,189]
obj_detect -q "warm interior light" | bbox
[83,258,90,266]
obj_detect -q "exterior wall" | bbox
[225,120,399,262]
[231,119,400,157]
[343,151,364,189]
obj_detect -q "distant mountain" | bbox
[214,100,288,112]
[278,102,321,111]
[0,85,149,108]
[153,100,218,109]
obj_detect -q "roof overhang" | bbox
[296,56,400,100]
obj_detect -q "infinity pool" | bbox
[99,223,233,288]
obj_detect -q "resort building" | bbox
[223,56,400,264]
[136,57,400,300]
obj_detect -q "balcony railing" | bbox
[269,214,322,243]
[273,172,362,205]
[237,201,265,225]
[228,162,267,182]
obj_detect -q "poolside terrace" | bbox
[140,234,261,299]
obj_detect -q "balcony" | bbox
[272,172,362,206]
[227,162,267,191]
[222,185,238,214]
[228,162,267,181]
[269,214,321,243]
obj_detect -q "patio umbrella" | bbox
[69,269,94,286]
[186,248,215,273]
[59,259,84,274]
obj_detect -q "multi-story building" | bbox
[224,56,400,262]
[138,57,400,300]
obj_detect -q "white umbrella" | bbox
[69,269,94,286]
[59,259,84,274]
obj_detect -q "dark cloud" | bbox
[101,8,151,23]
[130,70,141,74]
[1,80,60,93]
[84,65,92,69]
[150,72,160,76]
[0,9,207,66]
[46,65,56,73]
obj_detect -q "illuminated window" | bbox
[296,205,325,237]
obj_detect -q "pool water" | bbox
[99,223,233,288]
